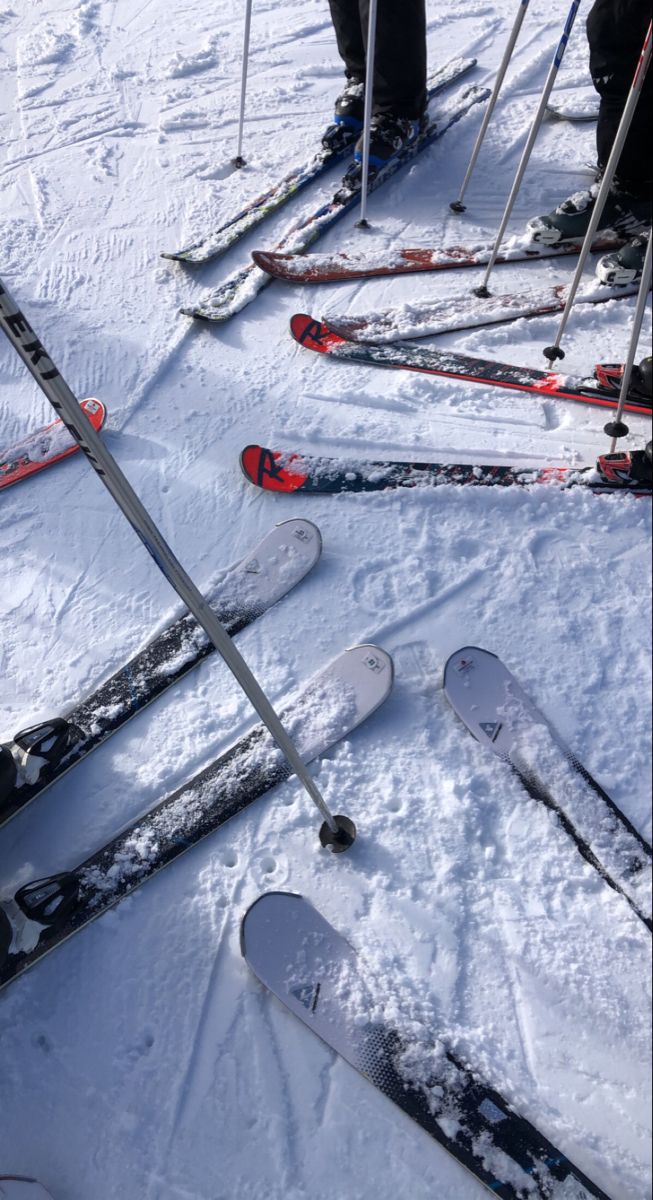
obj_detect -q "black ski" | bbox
[0,520,321,828]
[239,444,652,496]
[289,314,653,417]
[0,645,394,993]
[242,892,614,1200]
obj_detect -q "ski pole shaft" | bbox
[234,0,254,167]
[356,0,379,228]
[0,277,343,843]
[450,0,531,213]
[607,231,652,450]
[475,0,582,297]
[543,22,652,361]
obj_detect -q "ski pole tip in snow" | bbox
[319,813,357,853]
[449,200,466,213]
[543,344,565,362]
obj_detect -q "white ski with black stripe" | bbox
[242,892,615,1199]
[444,647,652,932]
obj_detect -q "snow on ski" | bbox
[242,892,614,1200]
[239,444,652,497]
[251,232,625,284]
[161,57,475,266]
[0,398,106,491]
[183,84,490,323]
[289,313,653,416]
[444,647,652,932]
[0,645,393,994]
[0,520,322,829]
[323,280,639,343]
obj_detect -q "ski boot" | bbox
[596,442,652,490]
[595,356,652,405]
[528,180,651,245]
[322,78,365,153]
[595,228,650,287]
[335,110,427,201]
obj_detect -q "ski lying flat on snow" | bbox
[289,314,653,416]
[184,83,489,324]
[444,647,652,932]
[0,398,106,491]
[323,280,638,342]
[0,645,394,994]
[161,56,474,265]
[239,445,651,497]
[546,89,600,122]
[0,520,322,829]
[251,232,625,283]
[242,892,614,1200]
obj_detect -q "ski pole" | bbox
[450,0,531,213]
[603,230,652,450]
[233,0,254,168]
[543,21,652,361]
[0,277,354,853]
[356,0,379,229]
[475,0,582,297]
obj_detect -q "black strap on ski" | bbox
[15,873,80,927]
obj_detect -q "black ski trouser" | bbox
[587,0,652,196]
[328,0,427,120]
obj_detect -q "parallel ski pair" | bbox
[162,56,474,267]
[182,80,489,323]
[289,314,653,416]
[0,644,394,993]
[0,520,322,827]
[244,892,616,1200]
[0,399,106,491]
[240,444,652,497]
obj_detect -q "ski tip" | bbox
[80,397,107,432]
[251,250,277,274]
[289,313,340,352]
[442,646,497,689]
[274,517,323,552]
[240,890,304,961]
[240,445,309,493]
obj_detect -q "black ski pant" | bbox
[587,0,652,196]
[328,0,427,120]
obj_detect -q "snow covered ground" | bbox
[0,1,651,1197]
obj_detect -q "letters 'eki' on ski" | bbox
[289,314,653,417]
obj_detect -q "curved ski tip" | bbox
[80,397,107,432]
[274,517,323,553]
[240,445,309,493]
[442,646,498,689]
[240,890,303,960]
[347,643,394,690]
[289,313,334,351]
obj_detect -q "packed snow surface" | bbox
[0,2,651,1199]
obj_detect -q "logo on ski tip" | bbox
[363,653,386,674]
[291,981,321,1013]
[454,657,475,675]
[479,722,502,742]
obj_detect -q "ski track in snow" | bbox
[0,1,651,1198]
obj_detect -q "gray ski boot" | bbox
[596,228,650,286]
[528,181,651,245]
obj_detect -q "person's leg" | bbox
[328,0,366,82]
[587,0,652,195]
[360,0,427,119]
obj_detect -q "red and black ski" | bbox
[240,444,651,496]
[289,314,652,416]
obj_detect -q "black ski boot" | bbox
[595,228,650,287]
[322,78,365,152]
[528,181,651,245]
[354,110,426,173]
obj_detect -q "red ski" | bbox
[252,233,624,284]
[289,314,652,417]
[0,398,106,491]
